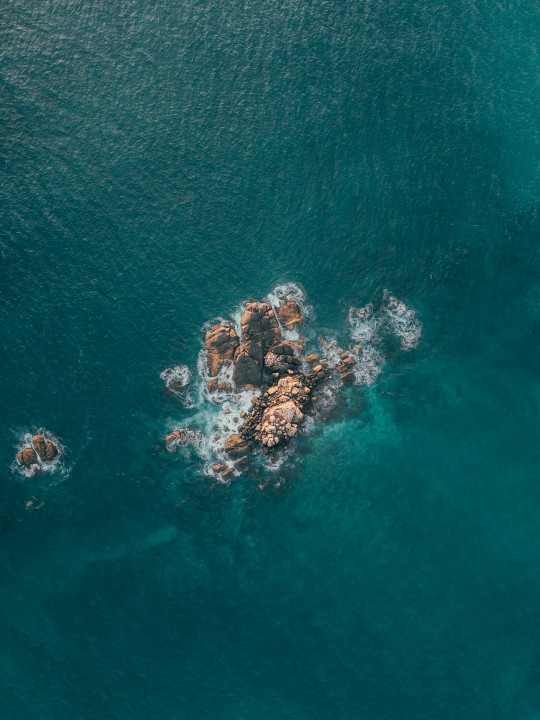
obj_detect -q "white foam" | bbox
[382,291,422,350]
[160,365,192,395]
[266,281,313,341]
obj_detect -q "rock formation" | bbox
[17,447,38,470]
[277,300,303,330]
[205,323,239,376]
[165,428,203,451]
[165,290,366,480]
[233,302,282,389]
[16,434,60,472]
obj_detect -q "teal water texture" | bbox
[1,0,539,718]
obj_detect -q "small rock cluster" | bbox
[17,435,59,473]
[165,428,204,451]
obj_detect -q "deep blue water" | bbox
[1,0,539,718]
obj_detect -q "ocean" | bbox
[1,0,539,718]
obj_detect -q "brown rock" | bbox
[218,381,232,392]
[233,302,281,388]
[211,463,227,473]
[17,447,38,469]
[224,433,255,460]
[221,468,235,482]
[207,379,218,392]
[165,430,185,447]
[278,300,303,330]
[44,442,58,461]
[232,344,262,389]
[32,435,47,460]
[341,371,355,385]
[205,323,240,376]
[305,354,320,364]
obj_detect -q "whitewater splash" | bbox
[163,283,421,482]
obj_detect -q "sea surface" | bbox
[1,1,539,718]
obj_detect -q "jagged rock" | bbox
[165,428,203,450]
[218,381,233,392]
[233,302,281,389]
[224,433,255,460]
[205,323,239,376]
[29,435,59,463]
[278,300,303,330]
[264,348,301,375]
[207,379,218,392]
[233,345,262,389]
[305,353,320,364]
[32,435,47,459]
[17,447,38,469]
[211,463,227,473]
[44,442,58,461]
[341,371,355,385]
[343,356,356,368]
[221,468,235,482]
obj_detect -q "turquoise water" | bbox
[1,0,540,717]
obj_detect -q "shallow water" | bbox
[1,0,539,718]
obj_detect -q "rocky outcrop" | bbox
[16,434,60,471]
[205,323,239,376]
[17,447,38,469]
[232,345,262,389]
[44,441,58,461]
[233,302,281,389]
[165,292,367,474]
[234,366,331,456]
[32,435,47,460]
[165,428,203,451]
[224,433,255,460]
[263,341,302,376]
[278,300,303,330]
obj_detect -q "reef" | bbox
[17,434,59,474]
